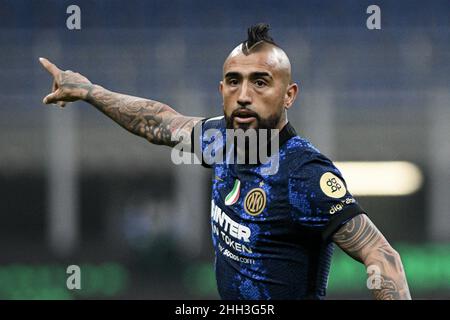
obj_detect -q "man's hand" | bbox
[39,57,93,107]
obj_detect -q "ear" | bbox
[284,82,299,109]
[219,81,224,95]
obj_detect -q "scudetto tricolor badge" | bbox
[225,179,241,206]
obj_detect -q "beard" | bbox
[224,107,284,164]
[225,107,283,131]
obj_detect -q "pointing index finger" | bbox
[39,57,62,77]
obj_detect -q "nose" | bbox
[237,81,252,107]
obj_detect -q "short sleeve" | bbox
[190,116,226,168]
[288,154,366,242]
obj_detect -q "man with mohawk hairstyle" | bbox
[38,23,410,300]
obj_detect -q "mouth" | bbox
[232,109,258,124]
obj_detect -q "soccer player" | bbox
[39,23,411,300]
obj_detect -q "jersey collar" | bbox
[278,122,297,147]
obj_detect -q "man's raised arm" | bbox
[39,57,202,147]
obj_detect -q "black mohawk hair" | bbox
[243,23,276,52]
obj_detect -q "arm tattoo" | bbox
[333,214,412,300]
[85,85,202,147]
[332,214,381,262]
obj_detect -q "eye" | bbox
[255,80,267,88]
[228,79,239,86]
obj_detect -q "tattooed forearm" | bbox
[85,85,202,147]
[366,245,410,300]
[333,215,411,300]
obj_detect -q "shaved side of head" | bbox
[224,42,292,84]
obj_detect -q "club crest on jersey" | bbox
[244,188,266,216]
[225,179,241,206]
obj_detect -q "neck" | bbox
[275,111,288,130]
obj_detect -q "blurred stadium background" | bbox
[0,0,449,299]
